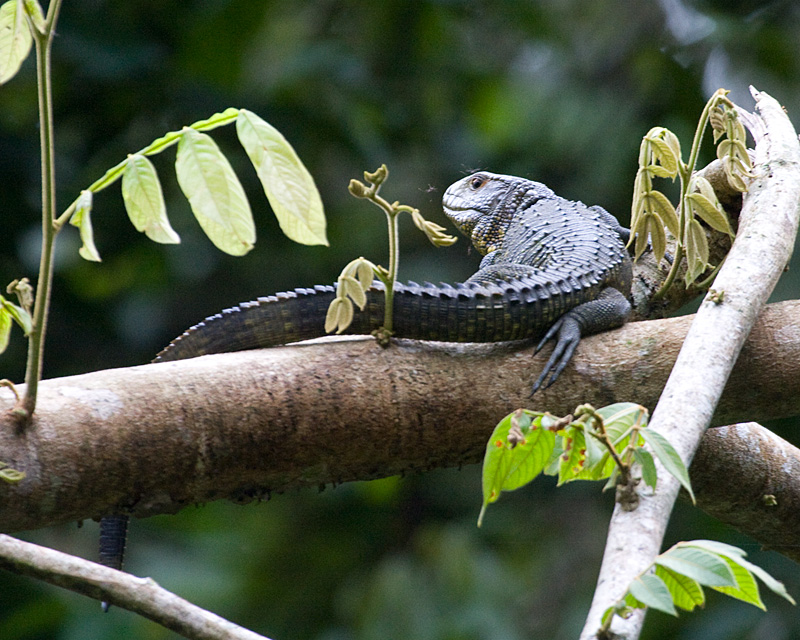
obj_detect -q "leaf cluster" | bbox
[64,108,328,262]
[629,89,751,294]
[477,403,693,526]
[600,540,795,635]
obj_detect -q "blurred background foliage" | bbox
[1,0,799,638]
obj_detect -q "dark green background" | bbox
[1,1,798,638]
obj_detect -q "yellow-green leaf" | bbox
[646,214,667,266]
[684,540,797,606]
[711,556,765,609]
[325,296,353,335]
[684,218,709,285]
[0,306,11,353]
[655,565,705,612]
[70,190,101,262]
[644,127,681,177]
[341,257,376,290]
[686,192,734,236]
[236,109,327,246]
[175,127,255,256]
[339,275,366,310]
[0,0,32,85]
[479,412,556,526]
[122,154,180,244]
[0,296,30,334]
[643,190,679,237]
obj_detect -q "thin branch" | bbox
[0,534,271,640]
[19,0,63,418]
[580,88,800,640]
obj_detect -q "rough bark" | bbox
[0,300,797,540]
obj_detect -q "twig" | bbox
[0,534,272,640]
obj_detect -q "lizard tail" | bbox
[98,514,129,611]
[154,276,597,363]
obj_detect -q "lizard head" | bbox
[442,172,554,255]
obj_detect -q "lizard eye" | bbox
[468,175,487,190]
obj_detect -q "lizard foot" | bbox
[530,316,580,395]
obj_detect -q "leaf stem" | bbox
[55,108,241,231]
[17,0,63,419]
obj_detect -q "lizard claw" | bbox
[530,317,581,396]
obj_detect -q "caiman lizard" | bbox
[98,171,633,604]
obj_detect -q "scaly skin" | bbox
[98,171,632,593]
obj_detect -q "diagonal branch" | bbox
[580,88,800,640]
[0,534,272,640]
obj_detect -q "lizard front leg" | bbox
[531,287,631,394]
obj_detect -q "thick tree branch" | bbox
[0,534,271,640]
[691,423,800,564]
[581,89,800,640]
[0,299,797,537]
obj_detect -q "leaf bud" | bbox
[363,164,388,185]
[348,179,368,198]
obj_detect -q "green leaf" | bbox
[0,0,33,85]
[341,257,376,290]
[643,164,675,179]
[655,547,737,588]
[683,541,796,605]
[686,192,734,236]
[640,427,695,503]
[0,297,31,335]
[0,306,11,354]
[645,213,668,265]
[69,190,101,262]
[644,127,680,178]
[633,447,657,490]
[628,573,677,616]
[236,109,328,247]
[557,425,587,485]
[641,189,679,241]
[175,127,255,256]
[478,412,556,526]
[655,565,705,612]
[122,154,180,244]
[680,539,746,558]
[684,218,709,286]
[597,403,648,442]
[730,556,796,605]
[711,556,765,609]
